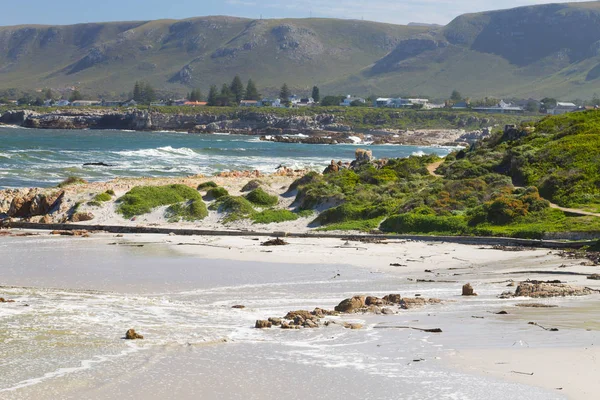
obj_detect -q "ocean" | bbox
[0,127,456,188]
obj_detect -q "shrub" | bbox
[287,171,321,193]
[105,189,116,196]
[483,196,528,225]
[380,213,468,234]
[165,199,208,222]
[197,181,218,190]
[245,188,278,207]
[58,176,87,188]
[205,187,229,200]
[251,209,299,224]
[315,202,387,225]
[117,184,201,218]
[94,192,112,202]
[213,196,255,222]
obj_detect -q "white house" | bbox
[240,100,262,107]
[548,102,578,115]
[71,100,101,107]
[55,100,70,107]
[375,98,393,107]
[261,98,284,107]
[340,95,366,106]
[473,100,524,114]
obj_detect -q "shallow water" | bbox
[0,236,584,399]
[0,127,456,188]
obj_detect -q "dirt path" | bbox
[426,160,444,178]
[426,162,600,218]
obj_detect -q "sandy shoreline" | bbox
[1,233,599,399]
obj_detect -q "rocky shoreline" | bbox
[0,108,490,146]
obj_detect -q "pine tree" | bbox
[44,88,53,100]
[245,79,260,100]
[133,82,142,102]
[311,86,320,103]
[230,75,245,103]
[280,83,291,102]
[207,85,218,106]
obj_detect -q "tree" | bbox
[450,90,463,103]
[279,83,291,101]
[188,89,203,102]
[133,82,142,102]
[540,97,557,113]
[44,88,53,100]
[69,90,83,102]
[33,97,44,106]
[217,83,234,106]
[525,100,539,113]
[311,86,320,103]
[320,95,344,106]
[230,75,245,103]
[207,85,218,106]
[245,79,260,100]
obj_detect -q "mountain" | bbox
[2,2,600,99]
[0,17,424,98]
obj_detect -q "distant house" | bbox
[473,100,524,114]
[261,98,283,107]
[374,97,429,108]
[340,95,366,107]
[43,99,53,107]
[122,100,137,107]
[240,100,262,107]
[288,95,302,105]
[298,97,315,106]
[55,100,70,107]
[71,100,101,107]
[548,102,578,115]
[375,98,393,107]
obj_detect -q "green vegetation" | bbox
[105,189,116,196]
[117,184,201,219]
[251,209,299,224]
[57,177,87,188]
[165,199,208,222]
[210,195,256,222]
[245,188,279,207]
[289,112,600,237]
[197,181,218,190]
[93,192,113,202]
[205,187,229,200]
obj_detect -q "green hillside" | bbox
[2,2,600,99]
[287,110,600,238]
[0,17,425,98]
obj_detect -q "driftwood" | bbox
[511,371,534,376]
[374,326,442,333]
[528,322,559,332]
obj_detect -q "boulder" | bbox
[303,319,318,328]
[588,274,600,281]
[255,320,272,329]
[268,317,282,326]
[312,308,337,318]
[231,305,246,309]
[0,298,15,303]
[284,310,313,321]
[71,212,94,222]
[513,281,594,298]
[400,297,442,309]
[334,296,366,313]
[365,296,384,306]
[381,308,395,315]
[281,322,300,330]
[125,329,144,340]
[383,294,402,304]
[343,323,363,330]
[462,283,477,296]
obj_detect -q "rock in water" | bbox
[343,323,363,330]
[255,320,272,329]
[513,281,594,298]
[0,297,16,303]
[334,296,366,313]
[462,283,477,296]
[125,329,144,340]
[383,294,402,304]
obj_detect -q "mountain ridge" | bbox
[2,2,600,99]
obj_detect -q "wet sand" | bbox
[1,232,599,399]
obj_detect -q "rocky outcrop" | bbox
[501,281,596,298]
[0,298,16,303]
[462,283,477,296]
[335,296,366,313]
[125,329,144,339]
[255,320,272,329]
[7,190,64,218]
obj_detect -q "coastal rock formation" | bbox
[7,190,64,219]
[71,212,95,222]
[0,298,16,303]
[462,283,477,296]
[255,320,272,329]
[334,296,366,313]
[125,329,144,339]
[383,294,402,304]
[501,281,596,298]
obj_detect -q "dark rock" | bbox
[334,296,366,313]
[255,320,272,329]
[383,294,402,304]
[231,305,246,309]
[261,238,288,246]
[125,329,143,339]
[268,317,282,326]
[462,283,477,296]
[365,296,384,306]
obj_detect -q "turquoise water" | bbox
[0,127,455,188]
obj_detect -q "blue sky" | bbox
[0,0,592,26]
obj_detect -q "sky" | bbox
[0,0,593,27]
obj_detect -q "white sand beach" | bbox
[1,232,599,399]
